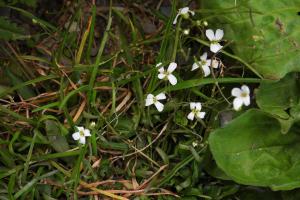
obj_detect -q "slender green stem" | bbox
[22,129,39,183]
[171,17,182,61]
[88,0,112,104]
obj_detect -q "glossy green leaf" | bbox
[256,73,300,133]
[256,73,299,118]
[44,120,70,153]
[202,0,300,79]
[209,109,300,190]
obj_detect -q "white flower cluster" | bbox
[145,7,251,119]
[73,7,251,145]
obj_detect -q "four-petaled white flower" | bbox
[173,7,195,25]
[158,62,177,85]
[206,29,224,53]
[145,93,166,112]
[72,126,91,144]
[192,52,211,77]
[187,102,206,121]
[231,85,250,111]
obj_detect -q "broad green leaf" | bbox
[256,73,300,133]
[202,0,300,79]
[256,73,299,118]
[44,120,70,153]
[209,109,300,190]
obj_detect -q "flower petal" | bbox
[167,74,177,85]
[215,29,224,40]
[189,10,195,16]
[180,7,190,14]
[146,94,154,99]
[79,136,86,144]
[167,62,177,73]
[196,111,206,119]
[206,29,215,41]
[243,96,251,106]
[190,102,196,110]
[200,52,207,61]
[72,132,80,141]
[187,112,195,121]
[191,62,200,71]
[210,43,223,53]
[173,14,180,24]
[158,73,166,80]
[156,93,166,100]
[241,85,250,95]
[195,102,202,110]
[231,88,241,97]
[84,129,91,137]
[76,126,84,132]
[145,94,154,106]
[202,65,211,77]
[154,101,164,112]
[233,97,243,111]
[158,67,165,73]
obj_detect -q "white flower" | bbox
[206,29,224,53]
[173,7,195,25]
[187,102,206,121]
[158,62,177,85]
[231,85,250,111]
[211,58,220,69]
[145,93,166,112]
[72,126,91,144]
[192,52,211,77]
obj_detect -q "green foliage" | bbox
[202,0,300,79]
[256,73,299,119]
[209,109,300,190]
[1,0,300,199]
[256,73,300,133]
[44,120,70,153]
[0,0,36,7]
[0,17,26,40]
[5,68,35,99]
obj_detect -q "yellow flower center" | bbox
[192,109,199,114]
[79,130,85,137]
[241,92,248,97]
